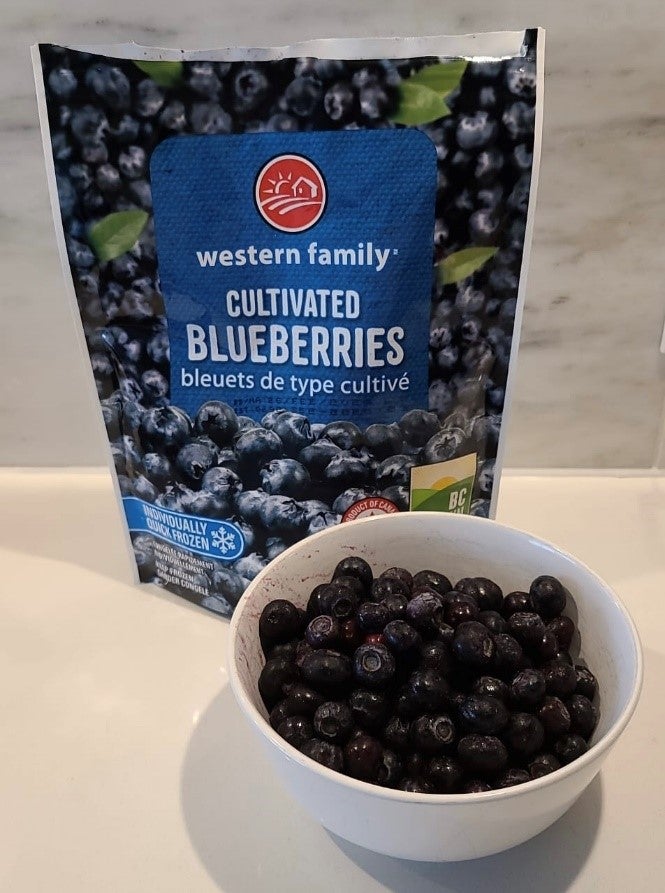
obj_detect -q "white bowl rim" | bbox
[228,511,643,804]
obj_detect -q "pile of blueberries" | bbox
[40,37,536,612]
[258,557,599,793]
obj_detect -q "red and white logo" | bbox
[254,154,326,233]
[342,497,401,523]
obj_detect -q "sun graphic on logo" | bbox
[255,154,326,232]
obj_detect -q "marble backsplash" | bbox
[1,0,664,468]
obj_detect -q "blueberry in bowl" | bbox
[229,512,642,861]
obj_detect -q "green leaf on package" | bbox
[437,247,499,285]
[407,61,468,97]
[390,83,450,126]
[133,60,183,87]
[87,210,149,263]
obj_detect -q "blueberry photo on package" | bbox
[37,30,539,613]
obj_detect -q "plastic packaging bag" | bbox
[33,29,544,616]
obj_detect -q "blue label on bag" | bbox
[151,130,437,427]
[123,496,244,560]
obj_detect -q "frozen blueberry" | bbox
[305,615,340,649]
[190,101,232,134]
[345,734,384,782]
[419,640,453,676]
[530,576,567,618]
[258,656,299,708]
[363,423,403,459]
[411,714,456,753]
[332,556,373,591]
[502,100,535,141]
[381,593,409,622]
[503,712,544,758]
[260,458,310,498]
[299,440,342,475]
[276,715,313,750]
[353,643,395,688]
[508,612,546,649]
[543,661,578,699]
[259,599,302,649]
[459,695,509,735]
[553,734,588,765]
[398,409,440,449]
[382,715,410,752]
[349,688,389,732]
[323,453,371,488]
[234,488,264,524]
[140,406,192,454]
[505,57,537,98]
[574,666,598,701]
[300,648,352,692]
[278,684,324,721]
[397,778,434,794]
[284,76,322,117]
[70,104,108,145]
[529,752,561,779]
[48,66,78,99]
[423,428,467,464]
[405,670,449,714]
[472,676,510,702]
[379,486,409,511]
[383,620,421,655]
[321,420,364,451]
[134,79,164,117]
[375,454,415,488]
[495,768,530,789]
[410,570,450,597]
[502,591,533,618]
[457,735,508,775]
[547,616,575,652]
[356,602,389,633]
[377,749,402,786]
[235,428,283,470]
[406,591,445,636]
[202,465,242,504]
[210,566,247,607]
[159,99,187,132]
[259,495,306,533]
[510,669,546,709]
[456,111,498,150]
[478,611,506,635]
[493,634,525,678]
[232,64,271,115]
[463,779,492,793]
[313,701,354,744]
[301,738,344,771]
[270,411,314,456]
[194,401,239,447]
[537,696,571,738]
[452,621,494,668]
[567,694,599,739]
[299,499,333,523]
[173,440,216,488]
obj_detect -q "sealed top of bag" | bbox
[33,29,543,617]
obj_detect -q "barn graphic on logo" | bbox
[255,154,327,232]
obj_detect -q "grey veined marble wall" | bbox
[1,1,665,467]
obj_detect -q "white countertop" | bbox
[1,469,663,892]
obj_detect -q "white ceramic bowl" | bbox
[228,512,642,861]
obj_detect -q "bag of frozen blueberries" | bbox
[33,30,543,617]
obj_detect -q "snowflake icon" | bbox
[212,526,239,556]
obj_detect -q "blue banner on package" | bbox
[150,130,437,426]
[123,496,244,561]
